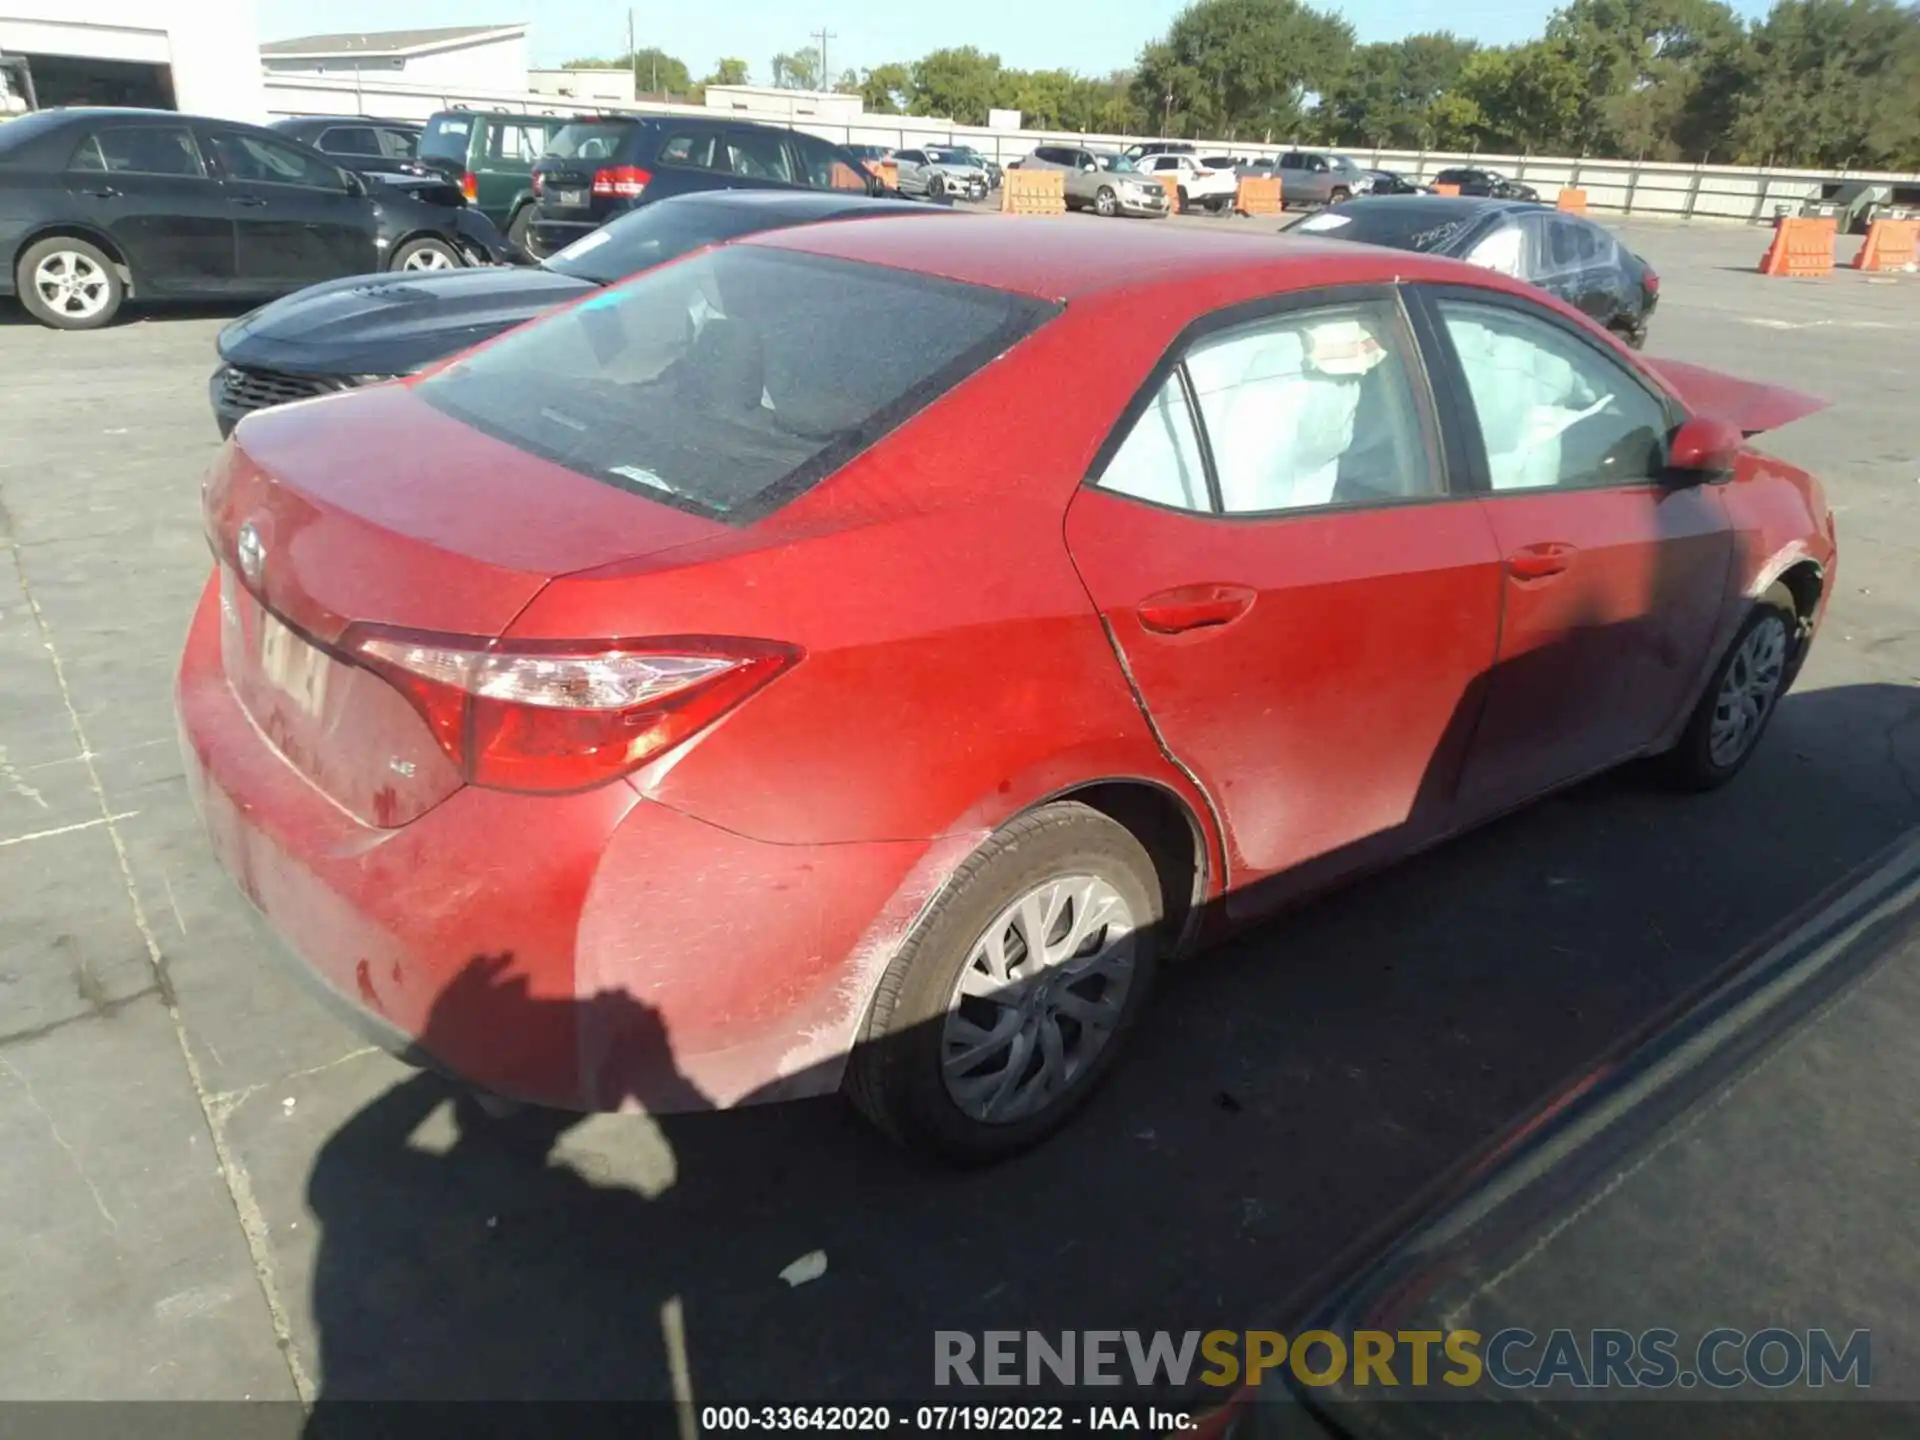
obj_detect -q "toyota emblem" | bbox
[236,522,266,586]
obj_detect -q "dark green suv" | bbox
[418,109,570,248]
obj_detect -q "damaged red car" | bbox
[178,217,1837,1162]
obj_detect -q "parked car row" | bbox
[1014,144,1172,217]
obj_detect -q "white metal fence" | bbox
[264,73,1920,225]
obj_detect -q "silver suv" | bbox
[1275,151,1372,207]
[1019,144,1170,218]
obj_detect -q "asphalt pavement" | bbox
[1,212,1917,1407]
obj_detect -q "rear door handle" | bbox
[79,185,119,199]
[1135,583,1256,635]
[229,195,267,208]
[1506,542,1577,580]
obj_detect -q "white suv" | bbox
[1136,153,1238,214]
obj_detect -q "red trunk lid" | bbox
[205,386,728,827]
[1644,358,1828,436]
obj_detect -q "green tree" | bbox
[857,62,912,113]
[771,48,822,90]
[909,46,1005,124]
[1133,0,1355,139]
[1452,40,1589,151]
[568,48,691,95]
[1318,33,1479,146]
[1723,0,1920,167]
[704,57,750,86]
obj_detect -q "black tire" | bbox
[926,174,946,202]
[1661,586,1799,791]
[389,236,465,272]
[845,802,1164,1164]
[1177,185,1191,213]
[15,235,124,330]
[506,206,534,254]
[1095,186,1118,217]
[1329,186,1351,203]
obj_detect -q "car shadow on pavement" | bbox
[298,670,1919,1417]
[0,297,257,328]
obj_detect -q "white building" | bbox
[528,66,635,105]
[702,84,863,125]
[260,24,528,93]
[0,0,266,120]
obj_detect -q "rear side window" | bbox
[318,125,379,156]
[543,120,631,163]
[376,127,419,160]
[487,121,555,164]
[419,248,1058,522]
[658,132,718,168]
[71,126,206,178]
[419,114,473,165]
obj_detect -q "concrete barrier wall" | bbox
[264,73,1920,224]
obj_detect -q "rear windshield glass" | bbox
[420,247,1058,522]
[1293,204,1486,254]
[544,121,634,162]
[418,114,473,165]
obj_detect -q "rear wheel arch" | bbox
[1043,779,1212,960]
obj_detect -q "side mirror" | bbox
[1665,415,1742,483]
[1084,162,1098,172]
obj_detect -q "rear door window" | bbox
[488,120,556,165]
[725,129,795,182]
[419,114,474,166]
[376,127,420,160]
[544,121,633,163]
[71,126,207,178]
[317,125,380,156]
[657,132,719,169]
[418,248,1058,522]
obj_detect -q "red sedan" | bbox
[178,217,1836,1162]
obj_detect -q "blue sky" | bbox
[260,0,1772,82]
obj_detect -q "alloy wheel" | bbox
[1708,614,1789,767]
[32,251,111,321]
[402,246,457,272]
[1096,188,1117,216]
[940,874,1137,1124]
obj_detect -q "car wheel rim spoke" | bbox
[941,874,1136,1124]
[34,253,108,318]
[1708,616,1789,766]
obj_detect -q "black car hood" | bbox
[215,266,596,376]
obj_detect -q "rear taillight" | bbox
[592,164,652,199]
[531,170,545,197]
[341,626,799,794]
[460,171,478,202]
[1643,267,1660,295]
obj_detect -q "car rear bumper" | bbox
[175,571,943,1114]
[528,217,600,254]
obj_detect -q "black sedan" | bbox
[1288,195,1660,346]
[1203,828,1920,1436]
[1361,167,1428,195]
[0,108,512,330]
[209,188,944,435]
[1433,164,1541,201]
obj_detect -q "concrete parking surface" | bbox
[2,213,1917,1405]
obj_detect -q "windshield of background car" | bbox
[418,114,473,165]
[420,247,1060,522]
[1100,155,1137,172]
[1293,204,1487,254]
[544,121,634,162]
[543,202,786,285]
[926,148,964,165]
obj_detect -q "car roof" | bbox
[748,212,1499,304]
